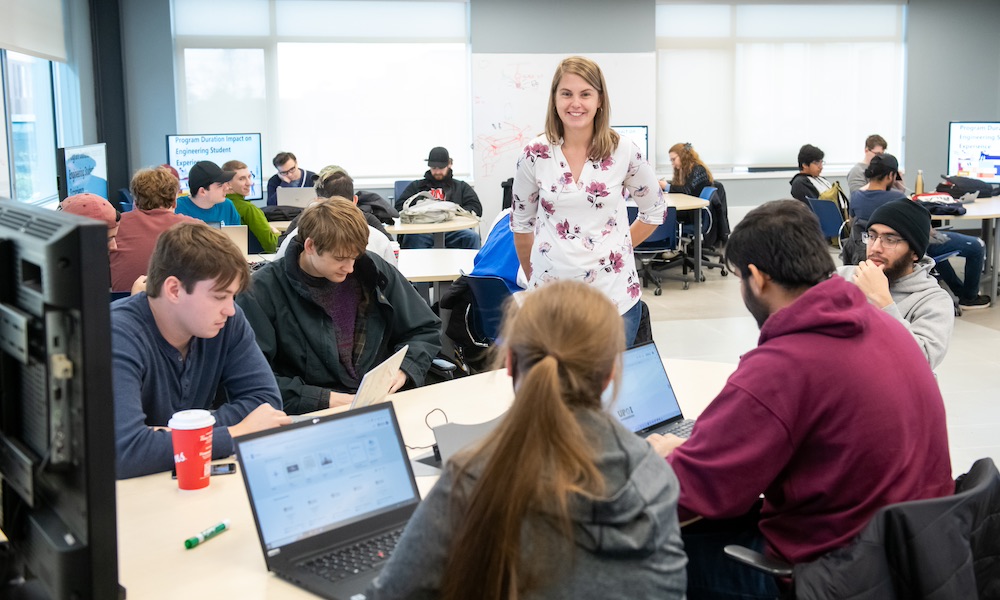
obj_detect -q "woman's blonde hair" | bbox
[544,56,619,161]
[440,280,624,600]
[669,142,713,187]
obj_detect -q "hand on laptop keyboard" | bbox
[646,433,686,458]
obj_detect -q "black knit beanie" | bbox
[867,199,931,258]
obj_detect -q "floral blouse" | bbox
[511,134,666,314]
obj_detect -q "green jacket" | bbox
[236,241,442,414]
[227,193,278,253]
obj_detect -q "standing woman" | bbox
[511,56,665,346]
[659,142,714,197]
[366,280,687,600]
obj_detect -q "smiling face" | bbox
[176,277,240,339]
[555,73,601,134]
[228,168,252,196]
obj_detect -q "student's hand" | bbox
[646,433,686,458]
[329,391,354,408]
[229,404,292,438]
[853,260,893,308]
[131,275,147,295]
[659,179,669,191]
[387,370,408,394]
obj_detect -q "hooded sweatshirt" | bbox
[838,257,955,370]
[366,410,688,599]
[789,172,832,203]
[667,276,953,564]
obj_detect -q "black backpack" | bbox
[936,175,997,199]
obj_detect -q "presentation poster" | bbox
[948,122,1000,184]
[166,133,263,200]
[62,143,109,200]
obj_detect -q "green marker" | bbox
[184,519,231,549]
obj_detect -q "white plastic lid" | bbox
[168,409,216,431]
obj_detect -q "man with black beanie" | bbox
[837,199,955,369]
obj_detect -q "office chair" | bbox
[628,205,692,293]
[393,180,412,204]
[117,187,134,212]
[806,197,849,248]
[929,249,963,316]
[464,274,513,343]
[724,457,1000,599]
[677,187,727,277]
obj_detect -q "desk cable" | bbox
[404,408,449,451]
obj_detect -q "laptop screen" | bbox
[604,342,683,432]
[237,405,419,551]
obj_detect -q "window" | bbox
[173,0,471,182]
[4,51,58,203]
[655,3,905,172]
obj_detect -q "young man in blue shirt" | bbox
[112,222,290,479]
[175,160,242,226]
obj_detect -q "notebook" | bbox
[605,341,696,438]
[235,403,420,600]
[277,186,318,208]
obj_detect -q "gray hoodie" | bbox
[837,256,955,370]
[365,409,687,599]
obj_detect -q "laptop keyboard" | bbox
[664,418,695,438]
[300,528,403,582]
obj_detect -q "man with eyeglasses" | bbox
[266,151,318,206]
[789,143,833,203]
[847,134,888,194]
[837,199,955,369]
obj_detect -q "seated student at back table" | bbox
[112,222,290,479]
[111,166,197,292]
[367,280,687,599]
[59,192,120,251]
[175,160,241,226]
[222,159,279,253]
[266,151,317,206]
[237,199,441,414]
[647,200,952,599]
[394,146,482,249]
[788,143,833,203]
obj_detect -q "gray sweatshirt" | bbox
[837,256,955,369]
[365,409,687,599]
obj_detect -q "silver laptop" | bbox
[277,186,318,208]
[351,346,408,410]
[606,341,695,438]
[235,403,420,600]
[220,224,249,258]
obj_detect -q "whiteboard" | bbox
[471,53,657,227]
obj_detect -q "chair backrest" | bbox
[806,197,848,239]
[393,180,412,203]
[628,205,679,250]
[464,274,513,343]
[117,187,134,212]
[501,177,514,210]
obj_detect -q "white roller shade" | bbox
[0,0,67,62]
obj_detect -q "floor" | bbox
[642,255,1000,479]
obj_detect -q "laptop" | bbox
[605,341,696,438]
[350,345,409,410]
[277,186,318,208]
[235,403,420,600]
[219,224,249,258]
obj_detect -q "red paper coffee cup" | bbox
[169,409,216,490]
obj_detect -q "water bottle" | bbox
[915,169,925,195]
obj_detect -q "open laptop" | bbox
[277,186,318,208]
[219,224,249,258]
[606,341,695,438]
[235,403,420,600]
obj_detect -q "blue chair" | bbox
[464,274,513,342]
[393,180,412,204]
[629,205,692,293]
[806,197,849,242]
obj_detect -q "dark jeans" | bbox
[399,229,481,249]
[683,508,782,600]
[931,232,985,301]
[622,300,642,348]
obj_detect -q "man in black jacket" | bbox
[395,146,482,249]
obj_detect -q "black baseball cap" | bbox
[426,147,450,168]
[188,160,234,195]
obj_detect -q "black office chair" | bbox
[724,457,1000,599]
[929,249,963,316]
[678,186,728,277]
[628,205,692,293]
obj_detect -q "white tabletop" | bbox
[116,358,733,598]
[396,248,477,283]
[385,215,480,236]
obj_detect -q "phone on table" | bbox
[171,462,237,479]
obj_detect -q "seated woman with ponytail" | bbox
[366,280,687,599]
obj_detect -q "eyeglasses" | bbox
[278,164,299,176]
[862,232,904,248]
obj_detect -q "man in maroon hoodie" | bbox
[649,200,953,599]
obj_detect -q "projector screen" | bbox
[166,133,263,200]
[947,122,1000,184]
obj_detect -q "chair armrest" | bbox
[723,545,794,578]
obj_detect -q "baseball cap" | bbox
[60,193,120,229]
[188,160,234,195]
[426,147,450,168]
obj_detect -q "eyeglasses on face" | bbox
[278,164,299,176]
[862,231,904,248]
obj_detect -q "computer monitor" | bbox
[947,121,1000,184]
[0,199,123,599]
[56,143,109,201]
[165,133,264,200]
[612,125,649,162]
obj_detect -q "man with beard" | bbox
[647,200,953,599]
[395,146,482,248]
[837,199,954,370]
